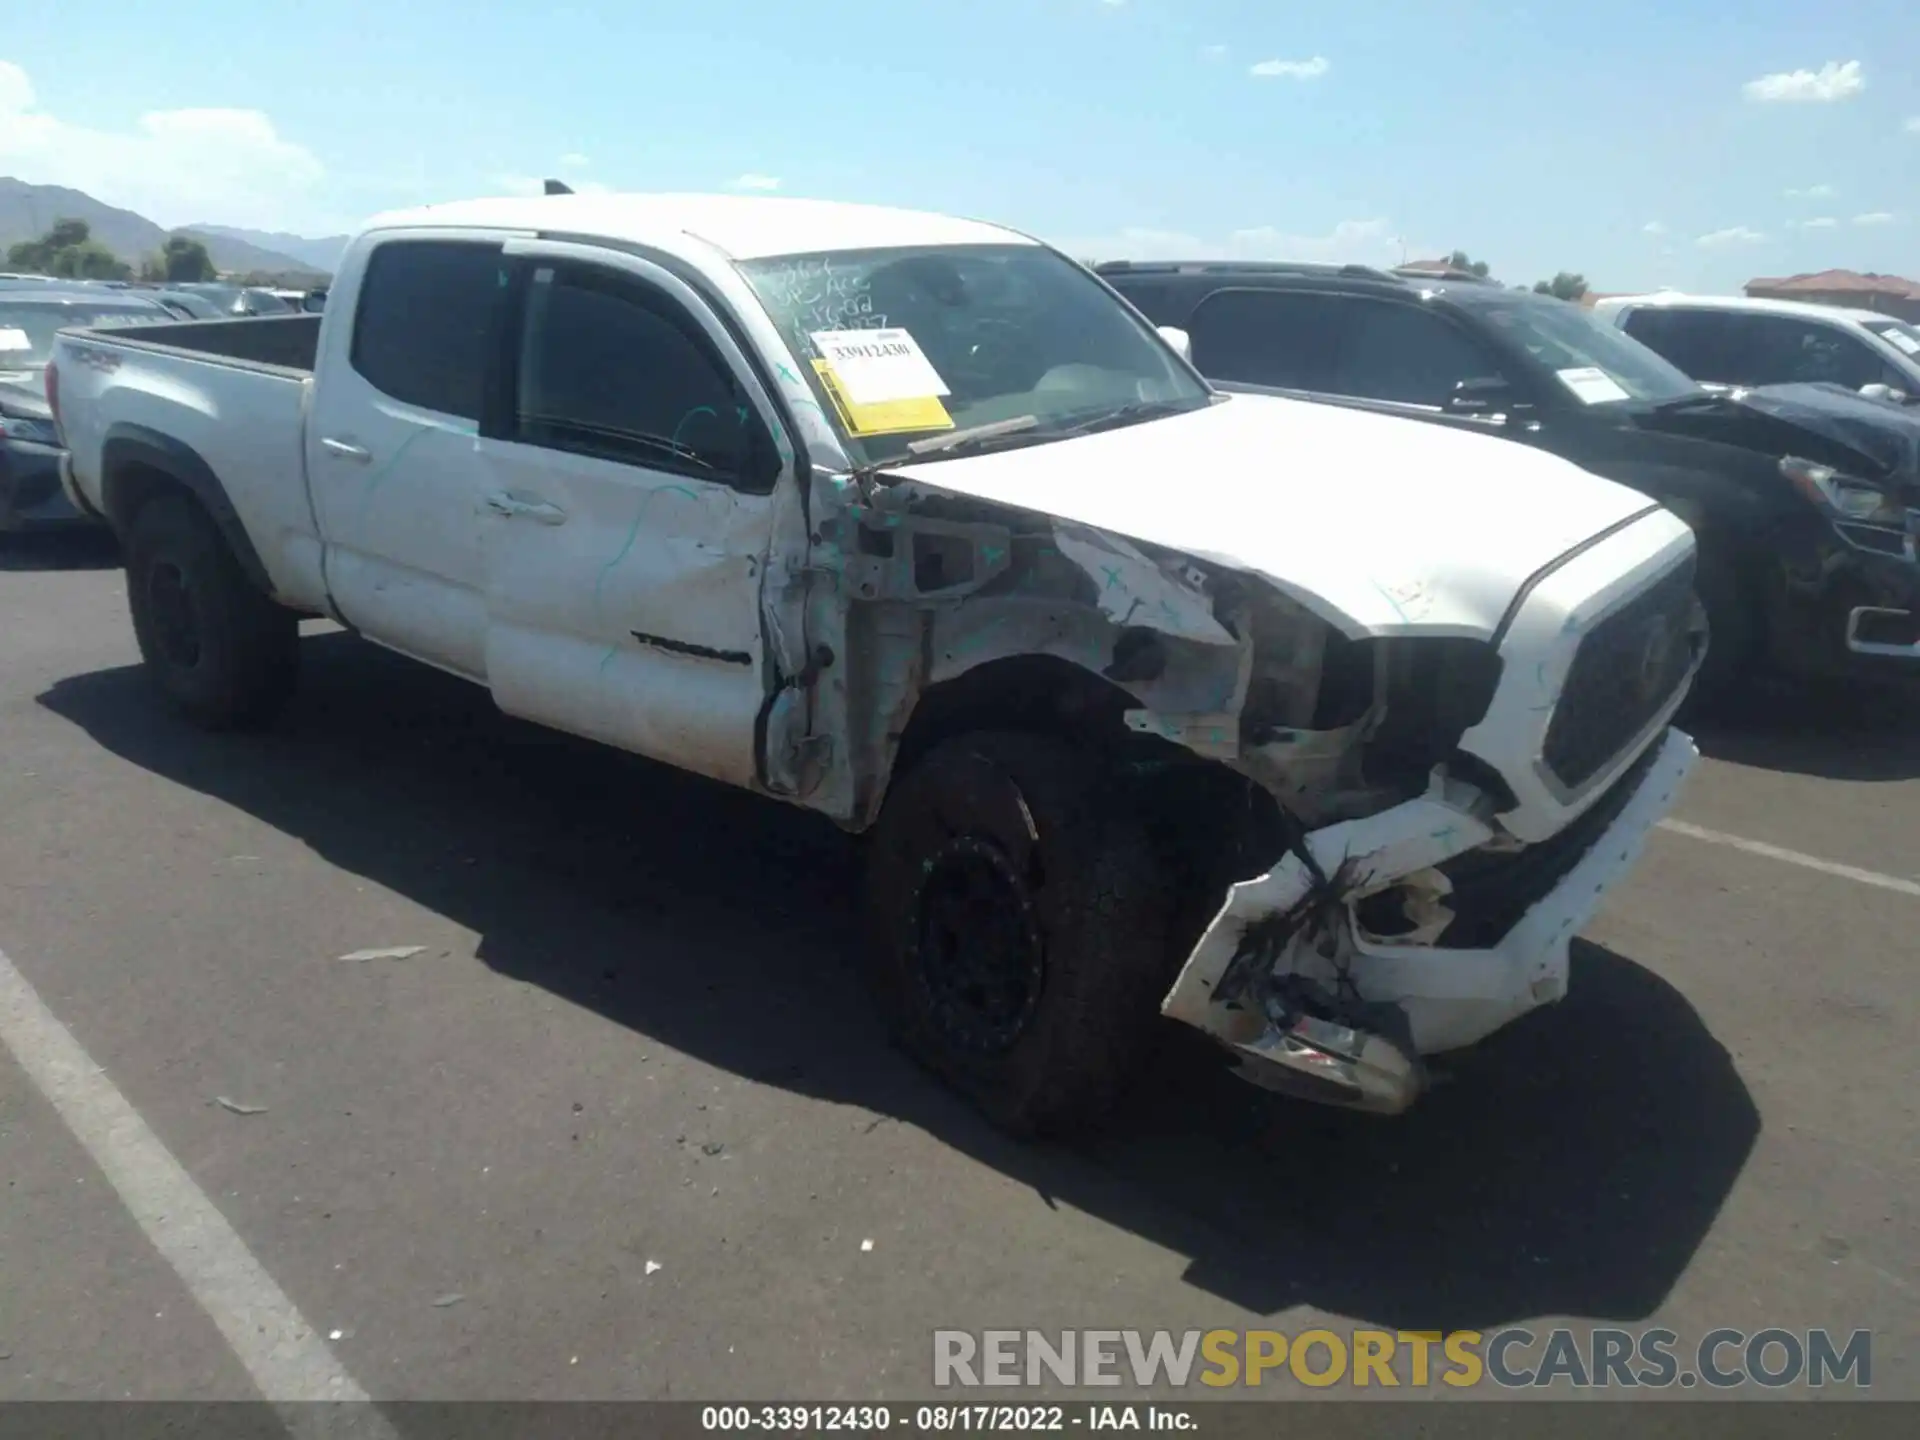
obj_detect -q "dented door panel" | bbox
[481,443,776,788]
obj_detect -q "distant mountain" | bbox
[176,227,334,279]
[0,177,332,279]
[185,224,348,274]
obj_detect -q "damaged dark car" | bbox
[1098,262,1920,699]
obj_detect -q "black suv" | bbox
[1099,260,1920,698]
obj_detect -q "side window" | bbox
[1622,309,1732,379]
[1764,321,1893,390]
[512,264,762,485]
[1333,301,1507,407]
[1107,278,1179,326]
[1188,289,1346,390]
[349,240,503,420]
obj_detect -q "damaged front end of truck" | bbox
[761,463,1705,1115]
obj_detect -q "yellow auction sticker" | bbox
[812,359,954,437]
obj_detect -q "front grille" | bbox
[1542,557,1697,792]
[1437,737,1664,949]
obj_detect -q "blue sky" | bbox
[2,0,1916,292]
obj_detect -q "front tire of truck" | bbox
[864,731,1178,1139]
[124,494,298,731]
[1680,544,1755,720]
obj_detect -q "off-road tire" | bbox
[1681,544,1755,720]
[124,494,298,730]
[864,731,1180,1138]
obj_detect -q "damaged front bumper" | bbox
[1161,726,1699,1114]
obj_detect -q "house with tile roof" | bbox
[1744,270,1920,322]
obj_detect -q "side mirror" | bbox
[1156,326,1193,362]
[1859,382,1909,404]
[1448,375,1516,413]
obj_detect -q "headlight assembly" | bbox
[1779,455,1906,528]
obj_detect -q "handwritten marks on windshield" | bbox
[752,256,890,338]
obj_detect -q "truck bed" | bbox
[54,314,325,609]
[86,313,322,376]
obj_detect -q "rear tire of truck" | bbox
[863,731,1179,1139]
[124,494,299,731]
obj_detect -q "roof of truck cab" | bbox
[1591,292,1894,325]
[358,193,1038,262]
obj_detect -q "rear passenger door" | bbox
[476,244,788,792]
[307,232,507,680]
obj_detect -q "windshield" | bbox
[179,284,243,312]
[1479,298,1701,405]
[159,293,227,319]
[0,302,174,372]
[1863,319,1920,364]
[736,243,1210,467]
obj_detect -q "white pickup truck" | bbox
[50,193,1702,1135]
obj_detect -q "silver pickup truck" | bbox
[49,191,1702,1135]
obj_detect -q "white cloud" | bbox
[1696,226,1766,248]
[1853,211,1896,226]
[1795,217,1840,229]
[1642,221,1666,235]
[1784,183,1835,199]
[0,58,327,231]
[1055,218,1405,266]
[1905,116,1920,133]
[729,172,782,192]
[559,152,590,171]
[1741,60,1864,103]
[1202,44,1229,60]
[1250,56,1330,81]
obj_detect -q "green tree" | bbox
[51,241,132,281]
[5,237,52,271]
[3,218,132,281]
[161,235,217,282]
[1446,250,1492,279]
[45,217,90,251]
[1532,272,1589,302]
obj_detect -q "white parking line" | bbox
[0,945,392,1422]
[1658,819,1920,899]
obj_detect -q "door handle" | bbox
[319,437,372,464]
[484,491,567,525]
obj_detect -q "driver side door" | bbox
[477,245,788,792]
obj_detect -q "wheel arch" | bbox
[99,425,273,595]
[870,651,1286,909]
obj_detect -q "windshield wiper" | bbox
[904,414,1041,458]
[1047,397,1203,438]
[889,397,1202,466]
[1648,389,1739,415]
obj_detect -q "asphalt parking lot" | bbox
[1,531,1915,1409]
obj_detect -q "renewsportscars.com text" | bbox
[932,1327,1872,1390]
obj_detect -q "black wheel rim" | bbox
[146,561,203,670]
[909,836,1046,1055]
